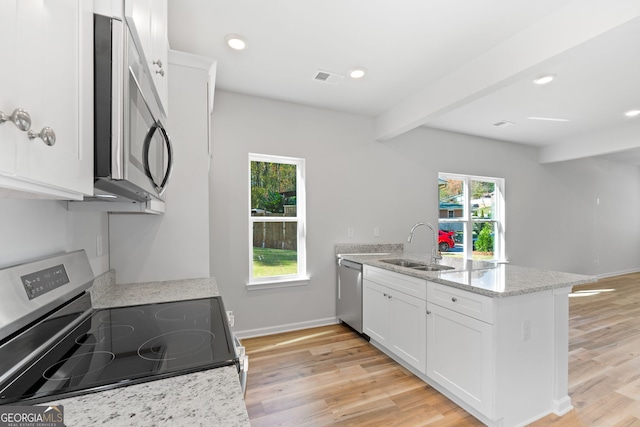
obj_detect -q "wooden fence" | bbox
[253,222,297,250]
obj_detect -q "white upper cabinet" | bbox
[0,1,17,176]
[0,0,93,199]
[125,0,169,117]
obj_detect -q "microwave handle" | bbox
[142,121,174,196]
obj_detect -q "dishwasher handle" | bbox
[338,259,363,270]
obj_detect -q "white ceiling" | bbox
[168,0,640,164]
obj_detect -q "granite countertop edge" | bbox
[339,252,597,297]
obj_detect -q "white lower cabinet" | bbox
[362,266,563,427]
[363,268,426,374]
[362,280,390,345]
[426,301,494,416]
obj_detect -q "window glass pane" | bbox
[470,180,495,219]
[439,178,464,219]
[250,161,297,217]
[438,224,459,255]
[472,221,495,260]
[252,221,298,277]
[438,173,503,261]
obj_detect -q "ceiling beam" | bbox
[539,121,640,163]
[374,0,640,142]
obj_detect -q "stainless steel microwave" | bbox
[93,14,173,203]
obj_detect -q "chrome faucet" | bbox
[407,222,442,264]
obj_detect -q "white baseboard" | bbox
[597,268,640,279]
[233,317,339,339]
[551,396,573,416]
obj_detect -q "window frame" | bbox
[247,153,308,289]
[438,172,505,262]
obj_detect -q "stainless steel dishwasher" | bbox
[337,257,365,336]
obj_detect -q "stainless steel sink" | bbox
[412,264,454,271]
[380,259,425,268]
[380,259,454,271]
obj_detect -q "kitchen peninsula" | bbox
[339,248,596,427]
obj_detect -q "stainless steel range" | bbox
[0,251,240,406]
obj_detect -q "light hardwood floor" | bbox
[243,273,640,426]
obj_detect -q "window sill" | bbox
[246,277,310,290]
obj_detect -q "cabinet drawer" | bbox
[364,266,426,300]
[427,282,494,324]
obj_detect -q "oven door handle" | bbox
[142,120,174,197]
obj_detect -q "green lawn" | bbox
[253,247,297,277]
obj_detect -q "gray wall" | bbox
[210,90,640,336]
[0,199,109,275]
[109,55,212,283]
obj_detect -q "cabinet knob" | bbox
[153,60,165,77]
[426,310,431,315]
[451,297,457,302]
[28,127,56,146]
[0,108,32,131]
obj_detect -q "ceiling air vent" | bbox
[493,120,515,128]
[312,70,344,85]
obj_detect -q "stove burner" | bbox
[0,295,237,406]
[154,302,211,321]
[137,329,215,361]
[43,351,115,381]
[99,308,145,324]
[74,325,135,346]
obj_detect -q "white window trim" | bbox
[439,172,506,262]
[247,153,307,287]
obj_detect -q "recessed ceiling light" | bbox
[349,67,367,79]
[527,117,569,122]
[624,109,640,117]
[225,34,247,50]
[533,74,556,85]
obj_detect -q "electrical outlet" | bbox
[373,226,380,237]
[348,227,354,238]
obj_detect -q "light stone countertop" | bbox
[340,252,597,297]
[91,275,220,308]
[41,366,249,427]
[41,273,250,427]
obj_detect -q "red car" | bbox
[438,230,456,252]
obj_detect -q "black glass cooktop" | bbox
[0,296,237,405]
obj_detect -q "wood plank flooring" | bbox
[243,272,640,426]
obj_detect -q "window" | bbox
[438,173,505,261]
[248,153,307,287]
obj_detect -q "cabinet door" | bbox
[1,0,93,198]
[149,0,168,115]
[363,280,389,345]
[0,1,18,175]
[389,290,426,373]
[126,0,168,117]
[427,302,494,416]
